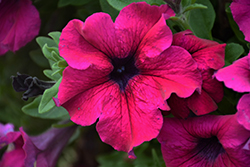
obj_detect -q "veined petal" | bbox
[115,2,173,57]
[173,30,225,70]
[136,15,172,60]
[57,65,112,106]
[97,76,165,152]
[215,54,250,92]
[59,19,111,70]
[138,46,202,100]
[82,13,122,58]
[157,115,250,167]
[237,93,250,131]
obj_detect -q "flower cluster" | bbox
[1,0,250,166]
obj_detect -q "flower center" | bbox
[195,136,225,162]
[109,56,139,91]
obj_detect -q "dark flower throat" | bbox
[109,56,139,91]
[195,136,225,162]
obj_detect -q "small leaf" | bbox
[38,77,62,113]
[36,37,57,49]
[152,149,161,167]
[48,31,61,45]
[182,3,207,13]
[225,43,244,66]
[43,69,62,81]
[107,0,165,11]
[22,96,69,119]
[188,0,215,39]
[225,3,246,43]
[29,49,49,68]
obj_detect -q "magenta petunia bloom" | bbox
[157,114,250,167]
[237,93,250,131]
[215,53,250,93]
[0,0,41,55]
[215,53,250,130]
[0,124,77,167]
[54,2,202,153]
[230,0,250,42]
[165,30,225,118]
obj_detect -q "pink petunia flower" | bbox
[0,0,41,55]
[165,30,225,118]
[215,53,250,130]
[157,114,250,167]
[53,2,202,153]
[230,0,250,42]
[0,123,77,167]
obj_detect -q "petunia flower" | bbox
[165,30,225,118]
[230,0,250,42]
[0,0,41,55]
[157,114,250,167]
[215,53,250,130]
[53,2,202,153]
[0,122,77,167]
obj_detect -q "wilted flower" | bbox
[54,2,202,153]
[0,0,41,55]
[12,73,55,101]
[157,114,250,167]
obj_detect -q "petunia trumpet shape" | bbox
[54,2,202,153]
[215,53,250,131]
[165,30,225,118]
[0,0,41,55]
[230,0,250,42]
[0,123,77,167]
[157,114,250,167]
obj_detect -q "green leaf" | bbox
[29,49,50,68]
[39,77,62,113]
[100,0,119,20]
[22,96,69,119]
[58,0,91,7]
[43,69,62,81]
[188,0,215,39]
[107,0,165,11]
[36,36,57,49]
[48,31,61,45]
[152,149,161,167]
[225,3,246,43]
[225,43,244,66]
[182,3,207,13]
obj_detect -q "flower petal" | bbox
[97,75,164,152]
[56,66,112,126]
[157,115,250,167]
[0,123,14,137]
[136,15,172,59]
[138,46,202,100]
[173,30,225,70]
[59,19,111,70]
[230,1,250,42]
[237,93,250,131]
[0,0,40,55]
[215,54,250,92]
[115,2,172,57]
[82,13,122,58]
